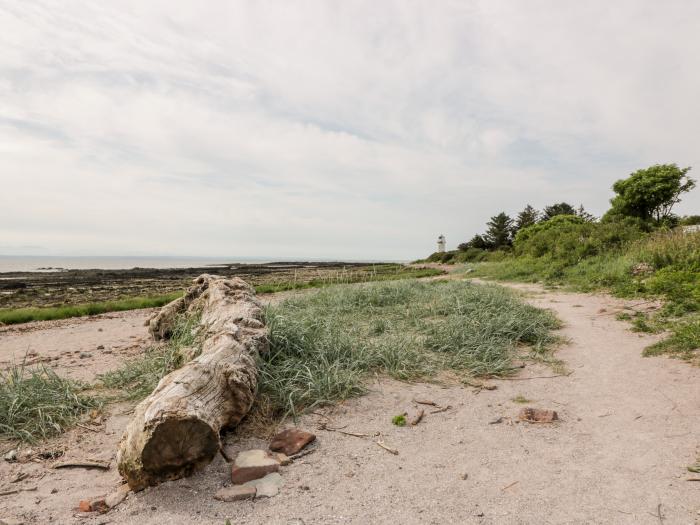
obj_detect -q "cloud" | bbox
[1,0,699,259]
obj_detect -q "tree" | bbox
[485,212,514,249]
[606,164,695,223]
[575,204,596,222]
[541,202,576,221]
[463,234,492,250]
[515,204,539,232]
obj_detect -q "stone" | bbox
[3,449,17,462]
[518,407,558,423]
[271,452,291,466]
[104,484,130,509]
[244,472,284,498]
[79,352,91,359]
[78,500,92,513]
[96,345,105,350]
[214,485,256,502]
[269,428,316,456]
[231,450,279,485]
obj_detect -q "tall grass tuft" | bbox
[0,364,101,442]
[257,279,559,419]
[99,313,201,400]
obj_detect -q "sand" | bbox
[1,281,699,524]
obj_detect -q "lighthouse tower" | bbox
[437,234,446,253]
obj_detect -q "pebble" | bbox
[269,428,316,456]
[3,450,17,462]
[79,352,91,359]
[231,450,279,485]
[244,472,284,498]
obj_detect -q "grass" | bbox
[255,279,559,420]
[99,313,201,400]
[0,364,101,442]
[253,265,444,294]
[95,279,559,425]
[469,230,700,361]
[0,292,183,326]
[392,414,407,426]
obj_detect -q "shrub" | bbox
[514,215,642,263]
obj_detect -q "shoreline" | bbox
[0,261,424,311]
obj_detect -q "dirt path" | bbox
[1,282,699,524]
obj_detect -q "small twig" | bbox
[53,460,110,471]
[10,472,28,483]
[430,405,452,414]
[656,502,664,524]
[686,478,700,481]
[77,423,101,433]
[497,373,572,381]
[413,398,437,406]
[501,481,519,491]
[0,485,37,496]
[375,440,399,455]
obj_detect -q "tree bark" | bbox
[117,275,268,491]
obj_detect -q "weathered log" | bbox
[117,275,268,491]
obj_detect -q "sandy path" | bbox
[0,309,154,381]
[2,282,699,524]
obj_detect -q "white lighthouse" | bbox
[437,234,446,253]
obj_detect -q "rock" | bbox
[3,449,17,462]
[460,473,469,480]
[214,485,256,502]
[78,500,92,513]
[79,352,91,359]
[271,452,291,466]
[51,488,58,494]
[96,345,105,350]
[231,450,280,485]
[244,472,284,498]
[269,428,316,456]
[518,407,558,423]
[105,484,130,509]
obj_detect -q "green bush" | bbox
[514,215,642,263]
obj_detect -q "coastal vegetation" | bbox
[2,278,559,442]
[0,364,101,442]
[421,164,700,361]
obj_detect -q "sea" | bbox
[0,256,273,273]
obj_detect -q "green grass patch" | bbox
[99,314,201,400]
[0,364,101,442]
[0,292,183,326]
[392,414,407,426]
[253,265,444,294]
[256,279,559,419]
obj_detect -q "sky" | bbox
[1,1,699,260]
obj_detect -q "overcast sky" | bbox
[1,1,699,260]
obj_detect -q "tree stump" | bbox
[117,275,268,491]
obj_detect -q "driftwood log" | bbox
[117,275,268,491]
